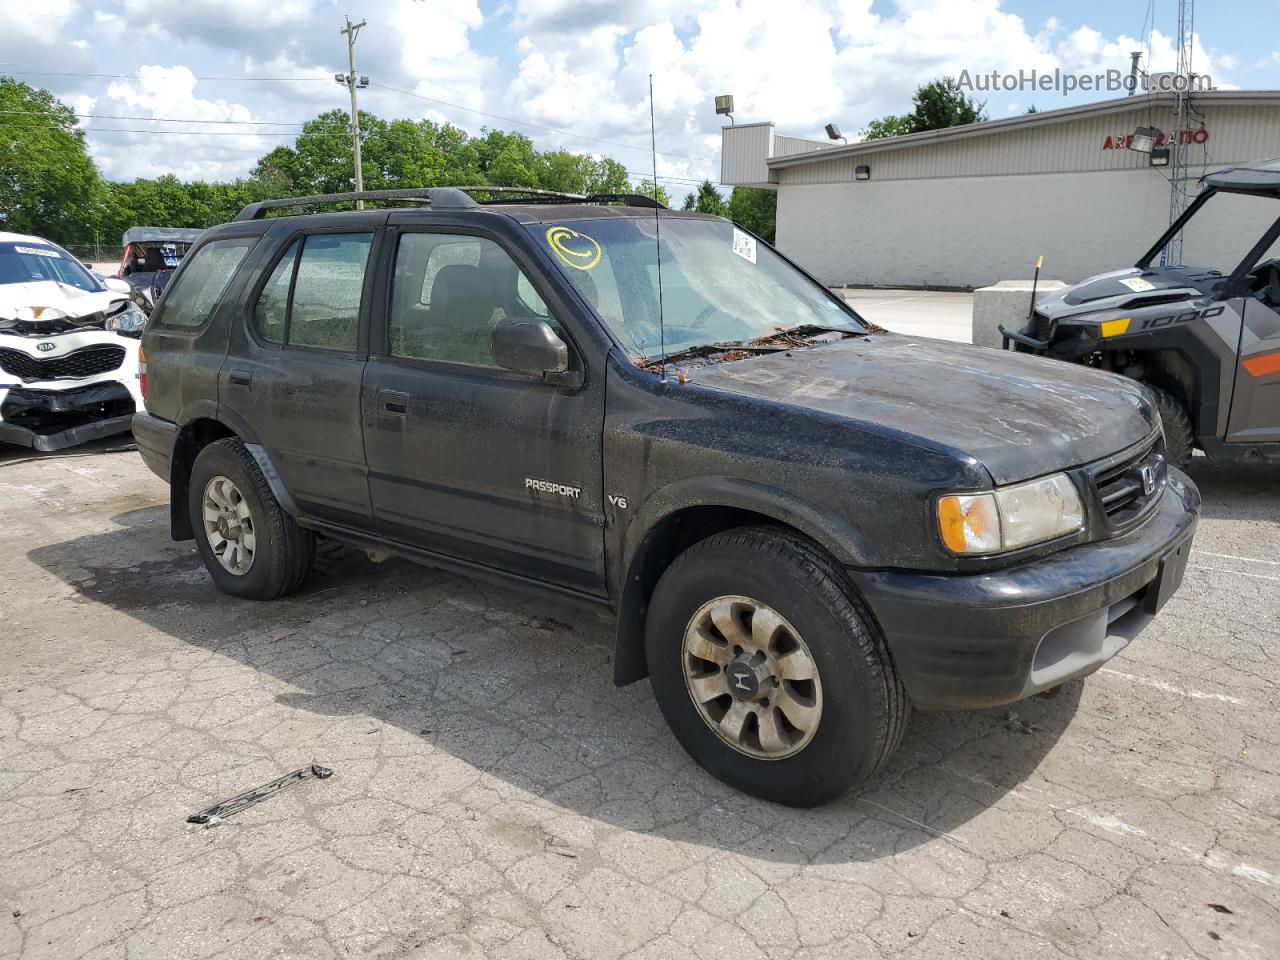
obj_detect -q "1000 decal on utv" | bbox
[1004,160,1280,468]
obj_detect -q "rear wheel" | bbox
[1151,386,1194,469]
[188,438,314,599]
[645,527,908,806]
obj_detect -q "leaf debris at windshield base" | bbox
[633,323,884,372]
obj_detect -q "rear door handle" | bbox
[378,389,409,416]
[229,368,253,386]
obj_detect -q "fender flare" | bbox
[610,476,877,686]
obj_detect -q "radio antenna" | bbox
[649,73,667,382]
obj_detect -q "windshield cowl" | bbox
[635,323,884,372]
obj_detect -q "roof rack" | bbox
[234,185,668,221]
[456,187,666,209]
[234,187,477,221]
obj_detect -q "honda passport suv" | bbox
[134,187,1200,806]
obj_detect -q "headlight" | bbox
[105,302,148,335]
[937,472,1084,555]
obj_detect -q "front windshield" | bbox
[0,241,101,292]
[1175,193,1280,272]
[529,216,862,359]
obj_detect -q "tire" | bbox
[187,438,315,600]
[645,526,908,807]
[1151,386,1194,469]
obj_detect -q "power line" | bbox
[0,68,328,82]
[0,109,303,127]
[371,81,715,164]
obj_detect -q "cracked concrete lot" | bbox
[1,442,1277,960]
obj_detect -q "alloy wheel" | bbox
[681,595,823,760]
[201,475,257,576]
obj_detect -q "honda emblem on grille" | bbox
[1140,464,1156,496]
[37,341,56,352]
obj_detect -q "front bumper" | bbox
[850,468,1200,710]
[0,329,142,452]
[0,383,135,452]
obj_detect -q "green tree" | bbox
[0,77,101,245]
[726,187,777,244]
[633,179,671,207]
[860,114,914,141]
[909,77,986,131]
[860,77,987,141]
[691,179,727,216]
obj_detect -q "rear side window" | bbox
[253,233,372,351]
[155,237,257,329]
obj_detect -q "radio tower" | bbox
[1165,0,1195,265]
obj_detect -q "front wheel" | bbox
[645,527,908,806]
[1151,386,1194,469]
[188,438,314,600]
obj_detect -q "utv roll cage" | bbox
[1136,158,1280,299]
[234,186,666,222]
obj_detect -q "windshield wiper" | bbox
[757,323,866,342]
[634,340,787,370]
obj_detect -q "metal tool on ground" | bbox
[186,763,333,825]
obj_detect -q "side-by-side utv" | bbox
[1004,160,1280,468]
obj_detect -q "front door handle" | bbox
[228,368,253,386]
[377,389,409,416]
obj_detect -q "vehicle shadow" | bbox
[29,504,1084,865]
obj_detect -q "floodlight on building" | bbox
[714,95,735,124]
[1129,126,1160,154]
[825,123,847,144]
[855,165,871,181]
[1149,147,1171,167]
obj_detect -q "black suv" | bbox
[134,187,1200,806]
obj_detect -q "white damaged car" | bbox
[0,232,146,451]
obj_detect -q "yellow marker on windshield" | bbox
[546,226,602,271]
[1035,255,1044,270]
[1101,317,1132,337]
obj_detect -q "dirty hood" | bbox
[692,335,1156,485]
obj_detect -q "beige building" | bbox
[720,90,1280,289]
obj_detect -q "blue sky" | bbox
[2,0,1277,193]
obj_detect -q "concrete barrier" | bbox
[972,280,1067,349]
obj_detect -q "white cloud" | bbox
[87,65,275,181]
[5,0,1265,192]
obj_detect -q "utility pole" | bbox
[336,17,369,208]
[1164,0,1195,265]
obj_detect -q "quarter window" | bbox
[252,233,372,351]
[254,241,297,344]
[389,233,552,367]
[155,237,257,329]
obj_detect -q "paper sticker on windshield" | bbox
[1119,277,1156,292]
[732,228,757,264]
[546,226,602,271]
[161,243,179,267]
[13,245,59,257]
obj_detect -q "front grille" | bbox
[1032,310,1053,341]
[0,345,126,382]
[1088,435,1166,533]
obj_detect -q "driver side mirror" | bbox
[103,277,131,294]
[490,317,580,387]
